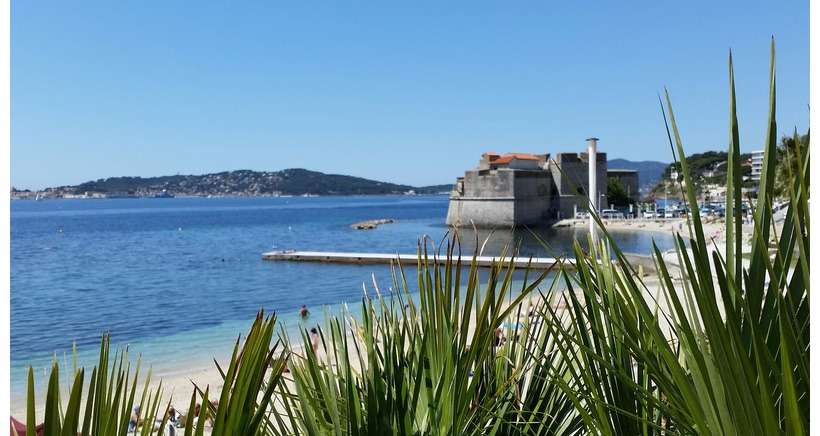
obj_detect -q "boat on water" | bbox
[154,190,175,198]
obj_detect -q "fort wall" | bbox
[446,151,609,227]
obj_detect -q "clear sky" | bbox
[12,1,809,189]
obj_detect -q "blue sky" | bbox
[12,1,808,189]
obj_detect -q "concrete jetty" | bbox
[261,250,569,270]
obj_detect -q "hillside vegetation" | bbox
[648,131,807,200]
[648,150,752,199]
[46,168,452,197]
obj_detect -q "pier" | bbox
[261,250,569,270]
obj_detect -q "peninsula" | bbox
[11,168,453,199]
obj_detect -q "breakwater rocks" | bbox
[350,218,395,230]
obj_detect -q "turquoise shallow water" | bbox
[10,195,674,403]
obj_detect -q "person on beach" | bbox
[187,403,215,429]
[9,417,44,436]
[299,305,310,319]
[494,327,506,347]
[186,404,201,429]
[165,407,180,435]
[310,327,320,353]
[129,405,141,432]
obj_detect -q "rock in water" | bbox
[351,218,395,230]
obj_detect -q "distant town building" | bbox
[607,169,639,200]
[703,161,726,178]
[446,150,608,227]
[750,150,764,181]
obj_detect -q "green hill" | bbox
[647,151,752,199]
[54,169,451,197]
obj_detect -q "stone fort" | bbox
[445,151,617,227]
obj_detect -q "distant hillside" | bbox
[607,159,668,193]
[42,169,452,197]
[415,184,454,194]
[646,151,754,199]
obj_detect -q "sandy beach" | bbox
[554,217,737,245]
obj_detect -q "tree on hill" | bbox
[661,151,728,179]
[607,178,635,207]
[650,150,753,199]
[774,130,809,197]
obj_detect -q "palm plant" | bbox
[188,311,288,436]
[19,334,172,436]
[273,239,583,434]
[774,129,810,197]
[550,39,809,435]
[17,311,287,436]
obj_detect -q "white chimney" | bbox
[586,137,599,245]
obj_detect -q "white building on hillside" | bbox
[750,150,764,181]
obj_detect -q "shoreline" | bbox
[9,276,553,419]
[10,193,452,201]
[554,217,734,244]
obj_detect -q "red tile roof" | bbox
[491,153,540,164]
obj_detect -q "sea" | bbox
[10,195,675,406]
